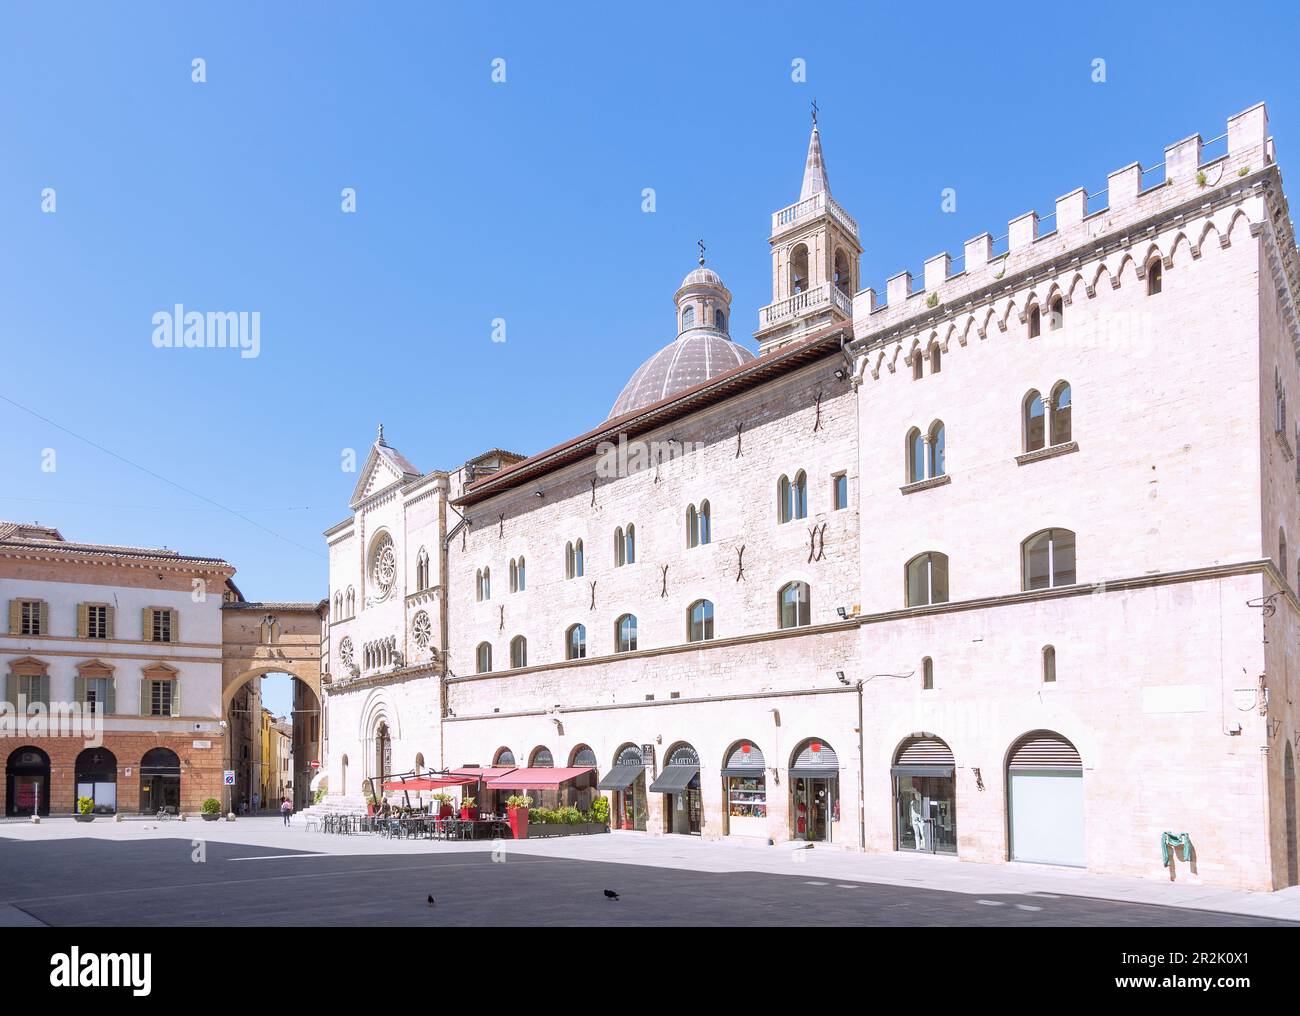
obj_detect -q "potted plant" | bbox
[460,795,478,821]
[201,797,222,822]
[75,796,95,822]
[364,786,377,816]
[433,792,455,819]
[506,794,533,839]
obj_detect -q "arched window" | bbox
[565,542,575,579]
[625,524,636,564]
[530,746,554,768]
[791,471,807,520]
[929,342,941,374]
[906,428,925,483]
[912,353,923,381]
[1147,258,1162,295]
[1049,295,1063,330]
[686,504,699,548]
[687,599,714,642]
[509,559,518,593]
[1028,304,1041,338]
[516,556,525,591]
[715,309,726,332]
[417,548,430,591]
[681,305,695,330]
[614,527,624,566]
[615,614,638,653]
[482,567,490,600]
[494,747,516,767]
[1022,529,1077,590]
[922,656,934,690]
[906,552,949,606]
[475,569,484,602]
[698,500,711,545]
[346,587,355,617]
[566,539,584,578]
[475,642,492,674]
[510,635,527,669]
[790,244,809,295]
[833,248,851,296]
[575,539,584,577]
[777,475,792,523]
[334,592,342,618]
[778,581,810,629]
[1024,390,1045,452]
[1050,381,1072,445]
[566,623,586,660]
[928,421,946,477]
[1042,645,1057,683]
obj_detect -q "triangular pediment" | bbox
[349,440,421,509]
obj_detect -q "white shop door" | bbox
[1007,731,1084,867]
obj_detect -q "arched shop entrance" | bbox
[1007,730,1084,867]
[75,748,118,815]
[139,748,181,815]
[650,743,701,835]
[892,735,957,854]
[790,738,838,842]
[598,744,647,830]
[5,746,50,817]
[722,740,767,838]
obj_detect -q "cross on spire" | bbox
[811,97,818,127]
[697,238,706,266]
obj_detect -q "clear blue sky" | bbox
[1,0,1294,606]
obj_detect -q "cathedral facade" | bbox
[321,102,1300,890]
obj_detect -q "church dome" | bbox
[608,332,755,419]
[608,256,755,419]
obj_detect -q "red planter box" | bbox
[508,806,529,839]
[460,806,477,821]
[439,804,454,819]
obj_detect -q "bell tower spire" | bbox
[755,110,861,355]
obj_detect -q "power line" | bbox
[0,392,325,559]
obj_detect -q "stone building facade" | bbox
[317,103,1300,890]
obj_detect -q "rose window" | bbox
[412,610,432,649]
[371,534,396,599]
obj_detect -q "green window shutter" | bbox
[74,675,86,707]
[170,679,181,717]
[4,673,15,708]
[141,677,151,716]
[171,609,180,643]
[76,603,88,638]
[106,678,116,715]
[36,674,49,708]
[7,600,18,634]
[142,607,152,641]
[38,601,48,635]
[105,605,116,639]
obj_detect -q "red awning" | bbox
[448,767,517,781]
[484,767,595,789]
[381,776,476,793]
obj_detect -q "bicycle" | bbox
[156,807,174,821]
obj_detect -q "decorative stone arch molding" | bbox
[221,601,322,714]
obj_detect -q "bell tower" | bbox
[755,107,861,354]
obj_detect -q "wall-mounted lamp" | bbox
[836,607,848,619]
[833,368,847,381]
[836,671,849,685]
[533,488,545,499]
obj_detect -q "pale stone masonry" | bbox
[316,102,1300,890]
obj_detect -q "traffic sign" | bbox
[223,770,236,786]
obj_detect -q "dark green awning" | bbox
[597,764,644,791]
[648,765,699,794]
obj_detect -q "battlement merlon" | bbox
[851,102,1277,344]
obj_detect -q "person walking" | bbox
[280,796,292,827]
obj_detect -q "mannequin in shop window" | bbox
[909,789,929,851]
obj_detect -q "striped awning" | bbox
[892,736,955,777]
[789,739,838,777]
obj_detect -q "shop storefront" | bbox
[139,747,181,815]
[75,747,118,815]
[789,738,838,842]
[1007,730,1084,867]
[892,735,957,854]
[598,744,647,830]
[722,740,767,838]
[649,744,701,835]
[5,746,50,817]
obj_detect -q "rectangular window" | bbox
[151,680,174,717]
[151,609,174,643]
[17,674,44,704]
[85,677,109,712]
[87,605,109,639]
[832,473,849,510]
[19,600,43,636]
